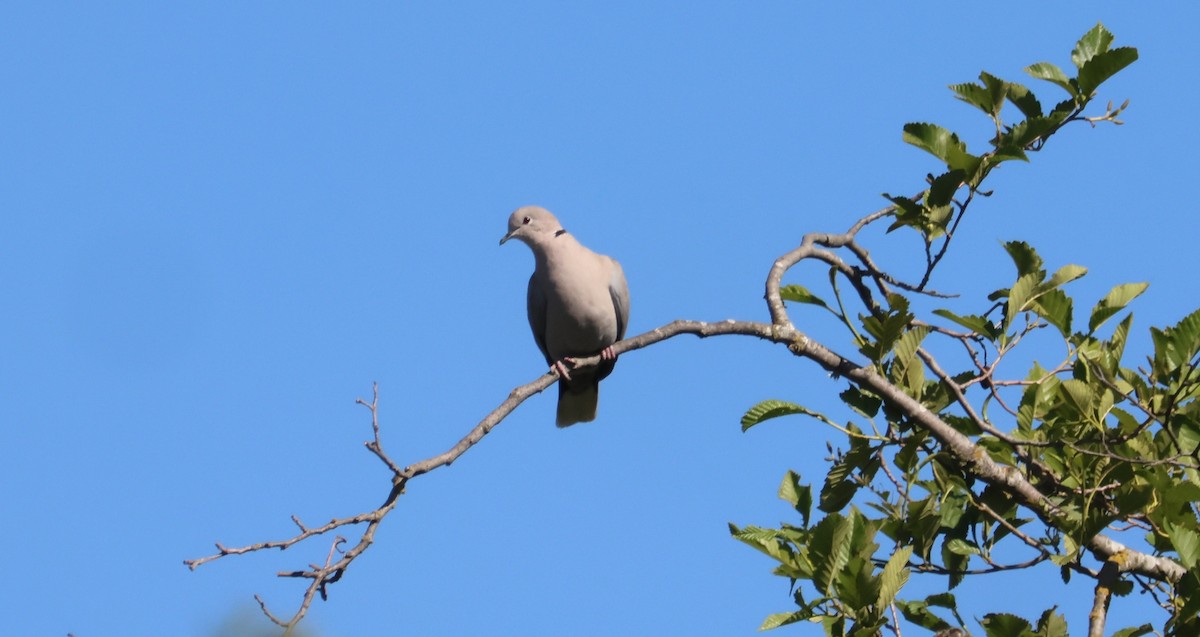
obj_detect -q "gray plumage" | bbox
[500,206,630,427]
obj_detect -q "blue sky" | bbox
[3,3,1198,636]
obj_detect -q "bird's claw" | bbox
[551,358,576,381]
[600,346,618,361]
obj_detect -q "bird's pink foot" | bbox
[551,358,576,381]
[600,345,618,361]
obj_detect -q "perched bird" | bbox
[500,206,630,427]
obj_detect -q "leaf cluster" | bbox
[736,24,1200,636]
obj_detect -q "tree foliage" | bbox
[734,24,1198,636]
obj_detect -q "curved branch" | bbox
[185,311,1184,629]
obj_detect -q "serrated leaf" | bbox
[1004,116,1058,149]
[1089,282,1148,334]
[981,613,1036,637]
[1005,272,1042,330]
[1151,307,1200,374]
[1025,61,1076,97]
[892,326,931,396]
[1036,607,1068,637]
[924,204,954,239]
[1003,241,1044,277]
[780,284,830,310]
[950,81,995,115]
[877,546,913,607]
[1077,47,1138,97]
[989,145,1029,164]
[927,170,965,208]
[944,537,980,556]
[1166,522,1200,569]
[758,611,807,631]
[1033,288,1073,337]
[979,71,1009,117]
[925,592,959,610]
[1046,264,1087,289]
[840,386,882,418]
[778,470,813,527]
[897,601,952,631]
[893,324,932,361]
[1006,81,1043,118]
[811,514,853,595]
[884,195,923,233]
[1072,23,1115,69]
[742,399,824,432]
[820,476,859,514]
[728,524,789,556]
[1112,624,1155,637]
[1060,379,1095,417]
[1048,98,1077,123]
[903,123,980,175]
[932,309,997,339]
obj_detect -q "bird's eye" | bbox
[522,216,531,225]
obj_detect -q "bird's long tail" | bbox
[556,381,599,427]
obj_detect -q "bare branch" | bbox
[1088,559,1121,637]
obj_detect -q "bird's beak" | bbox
[499,229,516,246]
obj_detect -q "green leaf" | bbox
[810,514,853,595]
[778,470,813,527]
[780,284,831,310]
[1166,522,1200,570]
[1077,47,1138,97]
[1060,379,1096,416]
[891,326,931,396]
[944,538,980,556]
[950,81,995,116]
[989,144,1030,165]
[902,123,980,175]
[1004,116,1059,149]
[1025,61,1076,97]
[1006,81,1043,118]
[1088,282,1148,334]
[742,399,825,432]
[941,537,968,590]
[932,309,998,339]
[840,386,882,418]
[1111,625,1155,637]
[981,613,1036,637]
[877,546,912,607]
[728,523,795,564]
[1032,289,1073,337]
[884,195,923,233]
[1005,272,1042,330]
[1072,23,1115,69]
[897,601,952,631]
[820,475,860,514]
[859,297,914,362]
[1035,607,1068,637]
[979,71,1009,117]
[1047,98,1077,125]
[1017,362,1058,431]
[925,592,960,610]
[1150,307,1200,374]
[1046,264,1087,288]
[949,73,1008,118]
[759,611,807,631]
[1003,240,1044,277]
[927,170,966,208]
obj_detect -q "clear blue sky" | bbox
[3,4,1197,636]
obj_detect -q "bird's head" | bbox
[499,206,564,247]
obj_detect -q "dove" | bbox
[500,206,630,427]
